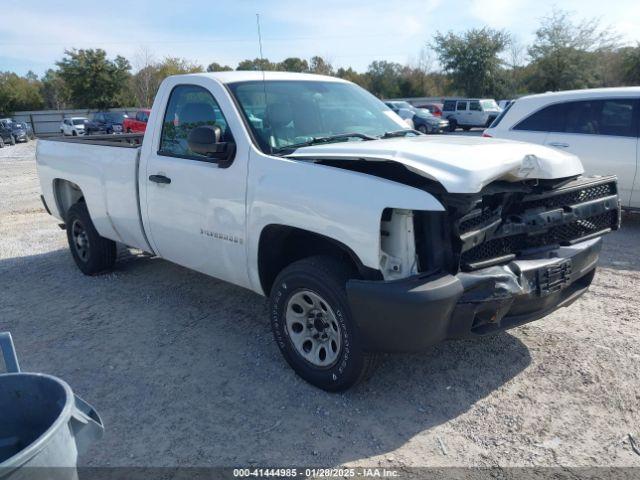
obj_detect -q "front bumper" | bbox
[347,237,602,352]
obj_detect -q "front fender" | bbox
[246,153,444,294]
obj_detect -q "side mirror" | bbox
[187,125,234,162]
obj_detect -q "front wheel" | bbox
[417,124,428,134]
[66,202,117,275]
[269,255,377,392]
[9,135,15,145]
[0,137,4,148]
[448,119,457,132]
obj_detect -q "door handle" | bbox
[548,142,569,148]
[149,174,171,184]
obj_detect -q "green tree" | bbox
[309,56,334,75]
[432,28,510,97]
[364,61,403,98]
[56,49,132,109]
[527,9,620,92]
[336,67,369,89]
[0,71,44,115]
[40,69,71,109]
[279,57,309,72]
[236,58,277,71]
[620,44,640,85]
[206,62,233,72]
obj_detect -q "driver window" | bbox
[159,84,233,160]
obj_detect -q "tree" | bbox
[309,56,334,75]
[236,58,277,71]
[364,61,403,98]
[206,62,233,72]
[56,49,133,109]
[40,69,71,110]
[620,44,640,85]
[432,28,510,97]
[336,67,369,89]
[131,47,157,108]
[279,57,309,72]
[527,9,620,92]
[0,71,44,115]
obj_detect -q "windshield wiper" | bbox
[273,132,376,153]
[379,129,420,139]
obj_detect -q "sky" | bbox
[1,0,639,77]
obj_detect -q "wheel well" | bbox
[53,179,84,221]
[257,225,381,296]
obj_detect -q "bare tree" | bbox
[131,47,157,108]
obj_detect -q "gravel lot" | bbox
[1,140,639,468]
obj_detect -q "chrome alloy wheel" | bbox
[285,290,342,368]
[71,219,90,262]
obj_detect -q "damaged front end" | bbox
[348,175,621,352]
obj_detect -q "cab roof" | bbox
[176,71,350,84]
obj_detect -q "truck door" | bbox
[142,81,251,288]
[455,100,468,125]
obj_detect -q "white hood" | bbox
[287,135,584,193]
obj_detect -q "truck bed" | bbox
[46,133,144,148]
[37,134,151,252]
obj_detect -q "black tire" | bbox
[10,135,15,145]
[72,130,77,136]
[417,124,428,134]
[269,255,378,392]
[448,119,457,132]
[0,137,4,148]
[65,202,117,275]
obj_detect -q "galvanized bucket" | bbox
[0,333,104,480]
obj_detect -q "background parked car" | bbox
[416,102,443,117]
[484,87,640,210]
[442,98,501,131]
[0,122,15,147]
[10,122,30,142]
[60,117,88,136]
[85,112,127,135]
[385,101,448,133]
[123,109,151,133]
[384,101,416,129]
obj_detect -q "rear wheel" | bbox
[269,255,378,392]
[66,202,117,275]
[448,119,457,132]
[72,130,77,136]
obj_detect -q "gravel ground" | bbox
[1,140,639,468]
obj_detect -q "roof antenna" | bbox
[256,13,273,154]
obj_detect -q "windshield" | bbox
[72,119,86,125]
[481,99,500,111]
[228,80,407,153]
[105,113,126,123]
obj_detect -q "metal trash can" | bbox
[0,333,104,480]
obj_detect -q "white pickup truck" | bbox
[37,72,621,391]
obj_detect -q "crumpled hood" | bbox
[287,135,584,193]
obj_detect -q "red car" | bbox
[416,102,443,117]
[123,109,151,133]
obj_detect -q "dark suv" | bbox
[85,112,128,135]
[0,123,15,147]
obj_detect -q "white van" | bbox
[442,98,501,131]
[484,87,639,209]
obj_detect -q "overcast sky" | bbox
[1,0,639,76]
